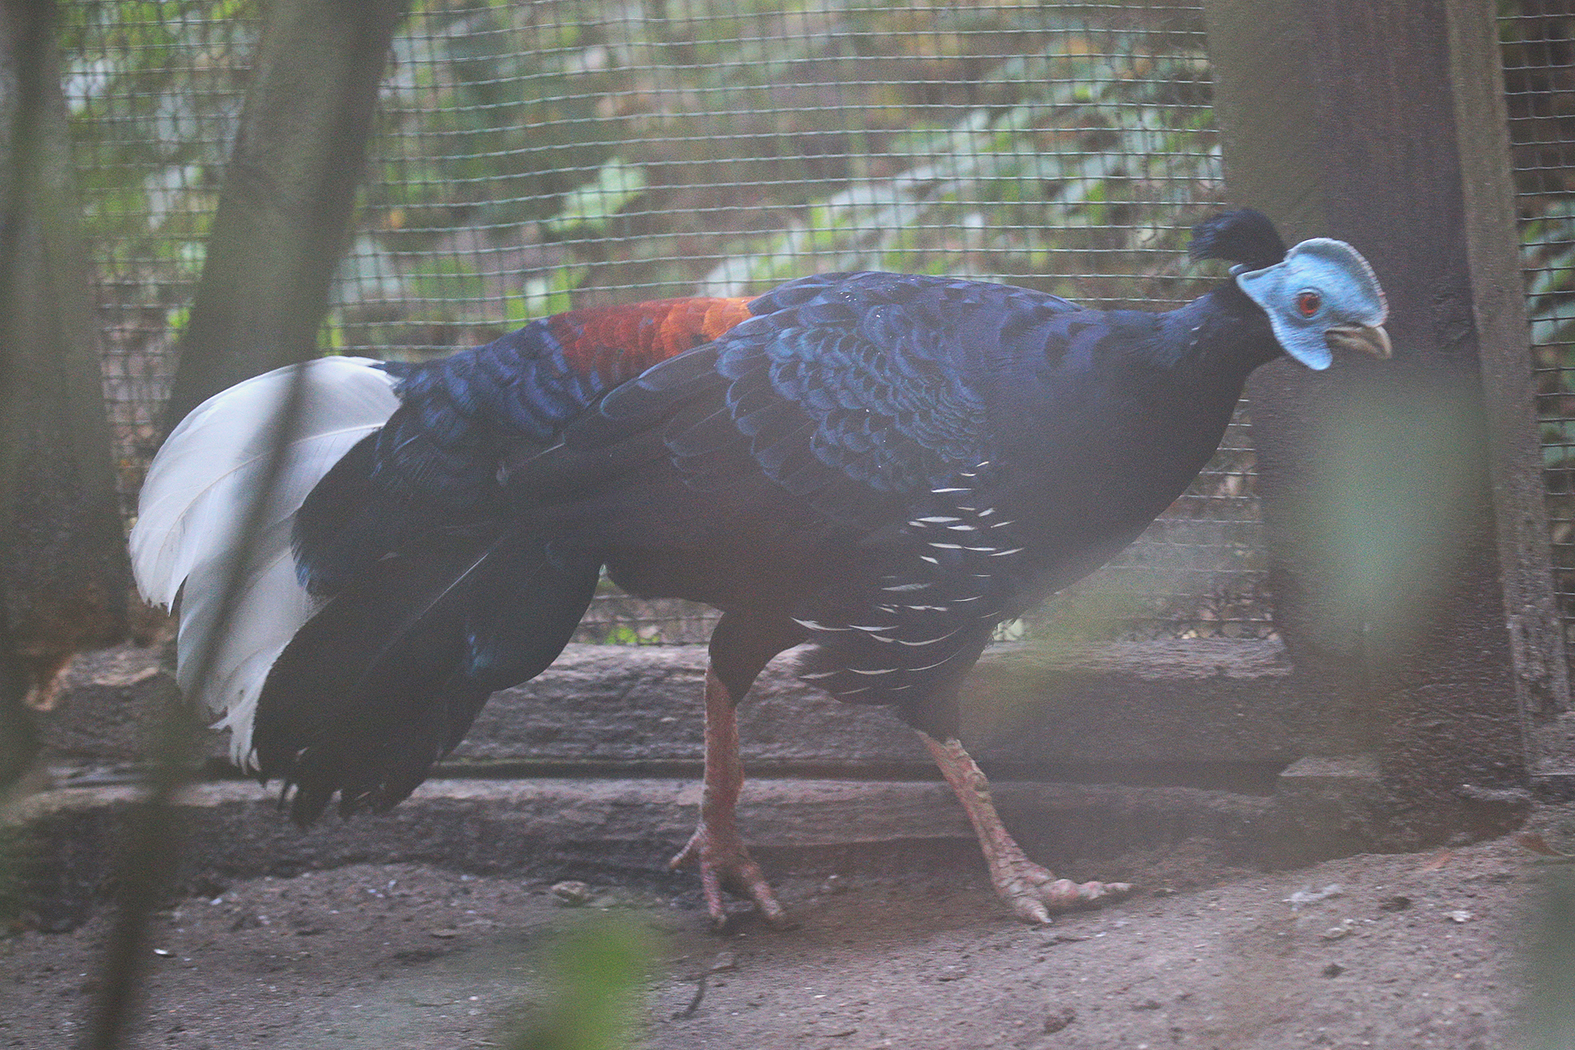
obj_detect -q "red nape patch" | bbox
[547,297,754,378]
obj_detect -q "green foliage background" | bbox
[66,0,1274,642]
[63,1,1225,361]
[62,1,1575,642]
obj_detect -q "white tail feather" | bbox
[175,521,319,766]
[129,357,401,764]
[131,357,400,605]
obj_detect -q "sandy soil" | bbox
[4,806,1572,1050]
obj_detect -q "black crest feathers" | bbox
[1188,208,1288,270]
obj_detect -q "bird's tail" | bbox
[254,528,601,823]
[129,356,403,766]
[129,354,604,816]
[132,296,758,817]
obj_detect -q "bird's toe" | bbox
[671,824,788,928]
[997,866,1134,923]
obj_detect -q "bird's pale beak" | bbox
[1325,322,1392,360]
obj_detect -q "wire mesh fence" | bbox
[1504,2,1575,650]
[65,0,1268,643]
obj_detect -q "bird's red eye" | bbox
[1296,290,1322,317]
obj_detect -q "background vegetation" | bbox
[65,0,1265,643]
[52,0,1575,643]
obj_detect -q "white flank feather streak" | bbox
[128,356,401,766]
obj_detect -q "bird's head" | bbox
[1191,208,1391,371]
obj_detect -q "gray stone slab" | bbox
[44,639,1313,775]
[457,638,1309,770]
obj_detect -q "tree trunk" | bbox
[1205,0,1565,827]
[161,0,410,427]
[0,0,128,758]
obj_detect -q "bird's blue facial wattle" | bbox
[1233,238,1390,370]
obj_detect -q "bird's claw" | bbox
[671,823,788,928]
[995,861,1133,924]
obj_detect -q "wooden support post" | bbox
[1205,0,1572,836]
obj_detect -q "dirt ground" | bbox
[3,803,1573,1050]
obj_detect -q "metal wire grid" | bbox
[359,1,1224,350]
[63,3,256,522]
[64,0,1266,642]
[1504,4,1575,647]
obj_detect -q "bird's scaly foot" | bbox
[670,820,787,928]
[920,733,1132,923]
[986,847,1132,924]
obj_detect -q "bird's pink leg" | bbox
[670,667,787,926]
[920,733,1132,923]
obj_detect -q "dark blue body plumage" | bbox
[548,273,1278,726]
[271,257,1286,819]
[135,208,1388,921]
